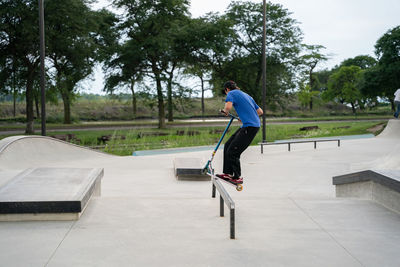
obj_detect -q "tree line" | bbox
[299,26,400,114]
[1,0,399,133]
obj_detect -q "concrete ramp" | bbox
[350,144,400,171]
[0,136,112,169]
[377,119,400,139]
[349,120,400,172]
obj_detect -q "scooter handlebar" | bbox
[220,109,239,120]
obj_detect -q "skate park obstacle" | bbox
[333,170,400,213]
[258,138,340,153]
[0,167,103,221]
[173,157,210,181]
[211,176,236,239]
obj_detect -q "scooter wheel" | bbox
[236,184,243,191]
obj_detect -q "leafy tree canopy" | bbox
[210,1,303,108]
[374,25,400,98]
[325,65,363,113]
[341,55,377,69]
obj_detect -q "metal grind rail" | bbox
[210,171,236,239]
[202,111,239,240]
[259,138,340,153]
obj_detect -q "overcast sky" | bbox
[84,0,400,94]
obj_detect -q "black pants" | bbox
[223,126,259,178]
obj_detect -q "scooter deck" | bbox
[215,177,244,191]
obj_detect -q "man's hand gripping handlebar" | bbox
[220,109,240,121]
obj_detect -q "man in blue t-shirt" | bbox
[216,81,263,184]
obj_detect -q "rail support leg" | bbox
[338,140,340,147]
[261,144,264,154]
[220,195,224,217]
[212,177,236,239]
[314,141,317,149]
[212,184,216,198]
[230,208,235,239]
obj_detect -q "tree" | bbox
[354,27,400,110]
[211,1,303,109]
[324,66,363,114]
[314,69,332,91]
[101,7,143,119]
[46,0,111,124]
[113,0,191,128]
[0,53,25,117]
[299,44,328,110]
[297,81,319,110]
[374,25,400,108]
[103,40,145,118]
[164,19,190,122]
[184,64,209,116]
[358,66,382,108]
[180,15,234,116]
[0,0,40,133]
[341,55,377,69]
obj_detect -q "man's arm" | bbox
[257,107,263,116]
[222,101,233,115]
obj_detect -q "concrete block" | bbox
[372,182,400,214]
[336,181,373,199]
[0,168,103,221]
[173,158,210,181]
[333,170,400,214]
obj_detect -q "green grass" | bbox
[0,120,384,156]
[0,114,391,132]
[0,96,395,125]
[105,121,386,155]
[252,121,385,144]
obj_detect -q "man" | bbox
[394,88,400,118]
[216,81,263,184]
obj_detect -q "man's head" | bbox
[222,80,238,95]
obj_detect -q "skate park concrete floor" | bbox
[0,120,400,266]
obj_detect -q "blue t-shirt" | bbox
[226,90,260,128]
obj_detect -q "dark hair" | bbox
[222,80,238,95]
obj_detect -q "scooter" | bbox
[203,110,241,190]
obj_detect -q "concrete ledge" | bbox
[0,168,103,221]
[333,170,400,213]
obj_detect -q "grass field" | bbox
[5,120,384,156]
[0,95,394,124]
[0,96,391,156]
